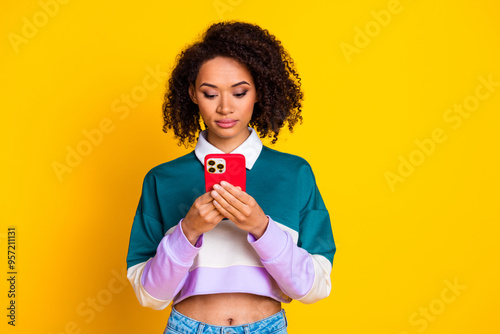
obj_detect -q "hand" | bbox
[182,192,225,245]
[211,181,269,239]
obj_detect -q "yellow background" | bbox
[1,0,499,333]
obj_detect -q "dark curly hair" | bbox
[162,20,304,147]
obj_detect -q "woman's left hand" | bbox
[211,181,269,239]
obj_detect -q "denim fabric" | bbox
[164,306,288,334]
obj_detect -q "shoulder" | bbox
[144,151,200,181]
[260,146,309,165]
[259,146,314,176]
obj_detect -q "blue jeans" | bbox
[163,306,288,334]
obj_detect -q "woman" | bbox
[126,20,336,334]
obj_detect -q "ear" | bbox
[188,84,198,104]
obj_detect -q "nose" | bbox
[216,92,233,115]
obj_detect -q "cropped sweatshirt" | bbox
[126,128,336,310]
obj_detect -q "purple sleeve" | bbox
[247,216,315,300]
[141,219,203,300]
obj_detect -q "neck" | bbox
[206,129,251,153]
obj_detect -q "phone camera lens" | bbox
[217,164,224,169]
[208,160,215,166]
[208,167,216,173]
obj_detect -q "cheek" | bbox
[197,105,211,122]
[196,100,214,114]
[242,104,255,120]
[239,95,257,111]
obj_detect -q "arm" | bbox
[211,171,336,303]
[126,171,222,310]
[247,215,333,303]
[127,219,202,310]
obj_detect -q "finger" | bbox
[196,200,224,223]
[211,189,246,222]
[212,199,238,222]
[220,181,249,203]
[197,191,216,204]
[205,205,225,224]
[212,184,246,213]
[198,199,218,217]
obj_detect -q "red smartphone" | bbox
[204,154,246,192]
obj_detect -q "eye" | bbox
[203,93,217,99]
[234,91,248,98]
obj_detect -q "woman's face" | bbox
[189,56,259,152]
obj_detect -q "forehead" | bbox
[196,56,254,85]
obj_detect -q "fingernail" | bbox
[213,184,220,190]
[220,181,227,187]
[211,190,218,197]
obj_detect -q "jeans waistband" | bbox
[165,306,287,334]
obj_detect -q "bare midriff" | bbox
[173,293,282,326]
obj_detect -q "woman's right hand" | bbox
[181,192,225,245]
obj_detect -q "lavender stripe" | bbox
[173,265,292,304]
[140,221,202,301]
[248,216,315,300]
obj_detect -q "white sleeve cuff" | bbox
[127,261,171,310]
[295,254,332,304]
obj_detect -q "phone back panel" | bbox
[204,154,246,192]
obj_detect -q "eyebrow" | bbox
[199,81,250,88]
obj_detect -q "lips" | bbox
[215,119,238,128]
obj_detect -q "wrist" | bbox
[250,216,269,240]
[181,219,202,246]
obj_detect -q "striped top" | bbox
[126,128,336,309]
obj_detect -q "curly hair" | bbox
[162,20,304,147]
